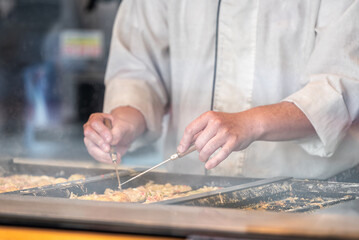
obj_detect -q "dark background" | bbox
[0,0,121,160]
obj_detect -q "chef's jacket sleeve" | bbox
[103,0,170,150]
[284,1,359,157]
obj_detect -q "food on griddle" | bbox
[67,174,87,181]
[70,181,219,203]
[73,189,131,202]
[0,174,86,193]
[243,195,354,212]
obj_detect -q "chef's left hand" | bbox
[177,110,261,169]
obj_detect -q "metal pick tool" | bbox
[103,118,122,189]
[120,144,197,187]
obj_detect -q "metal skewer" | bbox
[120,145,197,187]
[104,118,122,190]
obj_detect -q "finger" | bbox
[194,124,218,151]
[205,141,236,169]
[90,113,114,144]
[198,135,226,163]
[83,124,110,152]
[178,113,210,153]
[84,137,112,164]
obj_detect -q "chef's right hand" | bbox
[83,106,146,164]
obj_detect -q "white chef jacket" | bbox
[103,0,359,179]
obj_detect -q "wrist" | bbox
[111,106,147,137]
[247,102,316,142]
[244,106,268,142]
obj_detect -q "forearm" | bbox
[252,101,316,142]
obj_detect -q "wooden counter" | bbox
[0,226,179,240]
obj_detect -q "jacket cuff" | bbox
[283,75,351,157]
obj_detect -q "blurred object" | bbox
[60,30,103,60]
[85,0,96,11]
[0,0,124,162]
[23,63,60,146]
[0,0,15,18]
[53,0,120,123]
[77,81,104,122]
[24,65,49,128]
[0,0,60,134]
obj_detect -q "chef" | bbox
[83,0,359,179]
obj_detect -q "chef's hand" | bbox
[177,102,315,169]
[177,110,259,169]
[83,106,146,164]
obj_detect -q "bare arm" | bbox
[177,101,316,169]
[254,101,315,141]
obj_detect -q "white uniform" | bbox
[103,0,359,179]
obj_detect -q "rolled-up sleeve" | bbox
[284,1,359,157]
[103,0,170,149]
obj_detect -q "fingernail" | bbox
[177,145,184,153]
